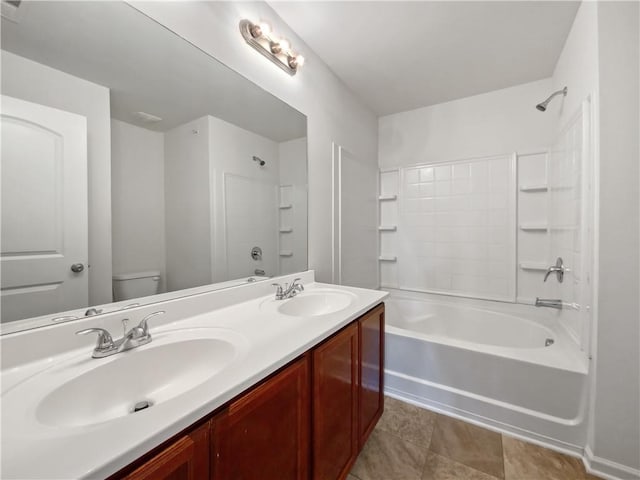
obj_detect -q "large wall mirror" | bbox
[0,1,308,332]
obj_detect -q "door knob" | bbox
[70,263,85,273]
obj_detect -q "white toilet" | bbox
[112,271,161,301]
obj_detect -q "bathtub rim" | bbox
[382,288,589,374]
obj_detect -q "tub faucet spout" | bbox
[535,297,563,310]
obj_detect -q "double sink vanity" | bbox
[1,271,387,479]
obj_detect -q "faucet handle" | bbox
[138,311,165,336]
[543,257,565,283]
[76,327,115,350]
[272,283,284,297]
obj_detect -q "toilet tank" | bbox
[112,271,161,301]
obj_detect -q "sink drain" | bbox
[132,400,153,413]
[545,338,555,347]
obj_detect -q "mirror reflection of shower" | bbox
[536,86,568,111]
[253,155,266,166]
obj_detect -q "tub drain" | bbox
[545,338,555,347]
[132,400,153,413]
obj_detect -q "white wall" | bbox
[278,137,308,275]
[164,116,212,291]
[589,1,640,475]
[550,3,600,130]
[1,51,112,306]
[111,119,166,292]
[337,146,379,289]
[379,78,555,168]
[128,1,379,287]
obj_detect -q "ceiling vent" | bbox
[133,111,163,123]
[1,0,27,23]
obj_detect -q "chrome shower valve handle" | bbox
[543,257,565,283]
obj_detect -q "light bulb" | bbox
[295,55,305,67]
[258,21,271,37]
[278,38,290,53]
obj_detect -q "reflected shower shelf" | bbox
[378,226,397,232]
[279,251,293,257]
[519,262,548,271]
[378,256,397,262]
[378,195,397,201]
[519,224,548,231]
[279,228,293,233]
[279,204,293,209]
[519,184,548,192]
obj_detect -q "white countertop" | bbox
[1,278,387,479]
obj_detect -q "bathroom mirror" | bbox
[0,1,308,332]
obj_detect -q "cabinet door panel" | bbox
[359,304,385,447]
[212,356,310,480]
[312,323,359,480]
[122,421,209,480]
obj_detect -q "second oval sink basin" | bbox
[35,329,246,428]
[274,290,355,317]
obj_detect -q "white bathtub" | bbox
[383,289,590,452]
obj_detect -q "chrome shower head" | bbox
[252,155,265,166]
[536,86,568,112]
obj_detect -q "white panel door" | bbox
[1,95,88,322]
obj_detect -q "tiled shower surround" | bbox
[379,154,516,301]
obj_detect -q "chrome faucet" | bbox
[272,278,304,300]
[535,298,563,310]
[76,311,165,358]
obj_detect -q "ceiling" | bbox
[270,1,580,116]
[1,2,306,141]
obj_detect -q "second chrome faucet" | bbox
[76,311,165,358]
[272,278,304,300]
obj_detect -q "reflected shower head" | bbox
[252,155,266,166]
[536,86,568,112]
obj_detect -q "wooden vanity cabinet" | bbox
[210,355,310,480]
[121,420,210,480]
[111,303,384,480]
[312,322,359,480]
[357,304,384,448]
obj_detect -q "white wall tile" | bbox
[392,154,515,301]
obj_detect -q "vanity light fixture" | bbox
[239,19,305,76]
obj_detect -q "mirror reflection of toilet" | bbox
[112,271,160,301]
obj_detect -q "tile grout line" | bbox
[501,432,506,480]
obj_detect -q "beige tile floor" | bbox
[349,397,602,480]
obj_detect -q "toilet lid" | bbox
[112,271,160,281]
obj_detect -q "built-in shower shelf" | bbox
[519,262,548,271]
[378,194,397,201]
[519,224,548,231]
[279,251,293,257]
[278,204,293,209]
[378,256,397,262]
[279,228,293,233]
[519,184,548,192]
[378,225,397,231]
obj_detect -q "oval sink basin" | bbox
[273,290,355,317]
[34,329,245,428]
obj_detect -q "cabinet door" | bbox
[358,304,385,447]
[211,356,310,480]
[121,421,210,480]
[312,322,359,480]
